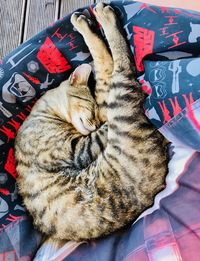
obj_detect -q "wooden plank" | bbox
[0,0,25,59]
[95,0,111,3]
[60,0,94,17]
[23,0,58,41]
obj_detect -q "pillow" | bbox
[0,1,199,259]
[142,58,200,151]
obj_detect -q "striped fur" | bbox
[15,3,167,241]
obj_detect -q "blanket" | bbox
[0,1,200,260]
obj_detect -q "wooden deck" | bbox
[0,0,106,59]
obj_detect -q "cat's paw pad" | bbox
[71,13,91,33]
[94,3,116,27]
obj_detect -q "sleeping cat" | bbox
[14,3,168,241]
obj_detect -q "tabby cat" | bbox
[15,3,168,241]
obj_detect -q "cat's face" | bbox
[68,64,100,135]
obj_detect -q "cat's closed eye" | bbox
[71,105,99,135]
[69,95,99,135]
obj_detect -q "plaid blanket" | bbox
[0,1,200,260]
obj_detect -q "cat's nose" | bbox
[87,124,96,132]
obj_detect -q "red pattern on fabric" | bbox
[0,189,10,196]
[158,100,172,123]
[23,72,41,84]
[16,112,27,121]
[139,79,152,95]
[7,119,21,131]
[140,3,157,14]
[52,27,68,42]
[4,148,17,179]
[6,214,20,222]
[0,251,31,261]
[160,6,170,14]
[37,37,72,73]
[133,26,155,72]
[0,126,15,142]
[166,31,186,49]
[183,93,200,130]
[168,96,182,117]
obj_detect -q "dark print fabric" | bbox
[0,1,200,259]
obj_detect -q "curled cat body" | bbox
[15,3,168,241]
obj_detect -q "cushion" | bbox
[0,1,200,259]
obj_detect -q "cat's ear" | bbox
[70,64,92,86]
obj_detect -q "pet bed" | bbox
[0,1,200,260]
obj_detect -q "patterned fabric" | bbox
[0,217,41,260]
[0,1,200,259]
[143,58,200,130]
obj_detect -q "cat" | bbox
[14,3,168,241]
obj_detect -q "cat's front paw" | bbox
[71,13,91,34]
[94,3,116,28]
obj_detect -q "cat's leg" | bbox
[93,3,167,211]
[93,3,146,136]
[71,13,113,122]
[94,3,132,74]
[71,123,108,169]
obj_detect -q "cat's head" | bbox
[67,64,100,135]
